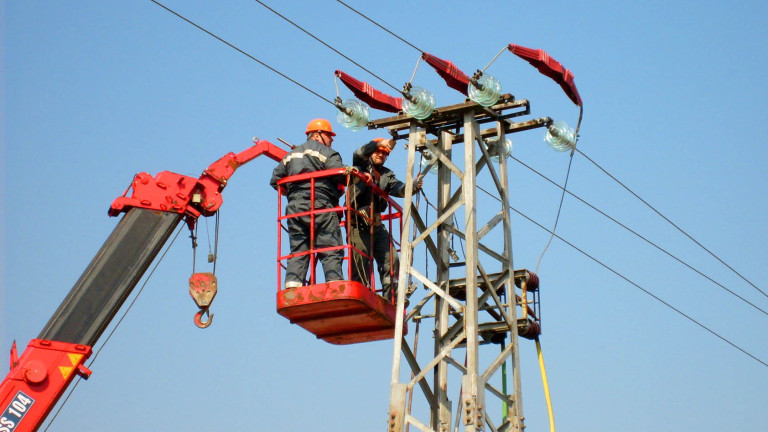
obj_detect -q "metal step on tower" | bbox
[371,94,549,432]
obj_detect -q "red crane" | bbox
[1,136,405,431]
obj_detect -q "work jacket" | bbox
[348,141,406,218]
[270,139,345,204]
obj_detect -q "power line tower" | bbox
[372,95,546,432]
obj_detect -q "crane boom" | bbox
[0,139,285,432]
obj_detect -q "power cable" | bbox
[331,0,581,279]
[506,202,768,368]
[474,184,766,367]
[253,0,402,93]
[511,155,768,318]
[535,153,574,274]
[335,0,424,53]
[575,148,767,300]
[329,0,762,310]
[149,0,336,107]
[152,0,766,370]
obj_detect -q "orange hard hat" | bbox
[305,118,336,136]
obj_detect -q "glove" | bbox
[344,166,359,176]
[412,175,424,193]
[373,138,396,152]
[382,138,396,152]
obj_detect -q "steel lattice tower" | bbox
[371,95,547,432]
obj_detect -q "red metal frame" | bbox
[275,169,402,291]
[1,340,92,432]
[275,169,405,344]
[277,281,401,345]
[109,139,286,221]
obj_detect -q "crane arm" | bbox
[1,139,285,432]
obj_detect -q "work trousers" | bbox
[284,198,343,286]
[349,223,399,301]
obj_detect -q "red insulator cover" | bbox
[335,70,403,113]
[527,271,540,292]
[507,44,582,106]
[518,319,541,340]
[421,52,470,96]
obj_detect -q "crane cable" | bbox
[42,222,186,432]
[191,211,220,274]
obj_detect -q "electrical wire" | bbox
[511,155,768,318]
[335,1,691,302]
[504,201,768,368]
[148,0,336,107]
[534,105,584,272]
[253,0,402,93]
[575,147,767,300]
[335,0,424,53]
[331,0,586,287]
[153,0,762,309]
[328,3,764,344]
[153,0,768,394]
[534,153,574,274]
[475,180,767,366]
[29,5,760,432]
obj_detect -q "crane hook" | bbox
[194,307,214,329]
[189,272,217,329]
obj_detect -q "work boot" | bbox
[284,280,302,289]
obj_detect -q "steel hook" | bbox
[194,308,214,329]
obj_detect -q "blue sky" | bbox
[2,1,767,431]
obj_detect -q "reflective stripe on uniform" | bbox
[282,149,328,165]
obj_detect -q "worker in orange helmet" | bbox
[347,138,422,301]
[270,119,348,288]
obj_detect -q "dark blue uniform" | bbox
[347,141,407,300]
[271,139,346,287]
